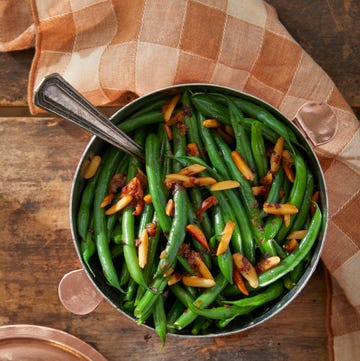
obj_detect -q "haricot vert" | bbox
[75,88,324,343]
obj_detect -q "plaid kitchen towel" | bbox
[1,1,359,359]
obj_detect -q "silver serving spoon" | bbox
[34,73,144,162]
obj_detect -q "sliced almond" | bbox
[168,273,182,286]
[252,185,267,196]
[202,118,221,128]
[193,253,214,280]
[162,94,181,122]
[182,276,216,288]
[165,198,175,217]
[177,164,207,176]
[143,194,152,204]
[186,143,201,157]
[263,202,299,215]
[260,171,273,186]
[283,163,295,183]
[283,214,291,227]
[163,123,173,141]
[185,224,210,251]
[193,176,217,186]
[100,193,115,208]
[283,239,299,253]
[255,256,281,274]
[216,221,235,256]
[138,228,149,269]
[232,267,249,296]
[210,180,240,191]
[270,136,284,173]
[231,150,254,181]
[232,253,259,289]
[195,195,218,216]
[83,155,101,179]
[104,194,133,215]
[286,229,307,240]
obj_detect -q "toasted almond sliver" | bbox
[283,214,291,227]
[182,276,216,288]
[104,195,133,215]
[232,267,249,296]
[210,180,240,191]
[255,256,281,274]
[283,239,299,253]
[186,143,201,157]
[165,198,175,217]
[143,194,152,204]
[177,164,207,176]
[202,118,221,128]
[283,163,295,183]
[216,221,236,256]
[163,123,173,141]
[286,229,307,240]
[138,228,149,269]
[163,94,181,122]
[263,202,298,215]
[165,173,192,185]
[193,253,214,280]
[83,155,101,179]
[186,224,210,251]
[232,253,259,289]
[195,195,218,215]
[260,171,273,186]
[167,273,182,286]
[231,151,254,181]
[252,185,267,196]
[193,176,217,186]
[270,136,284,173]
[100,193,115,208]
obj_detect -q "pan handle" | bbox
[58,269,104,315]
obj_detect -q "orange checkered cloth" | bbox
[1,1,359,359]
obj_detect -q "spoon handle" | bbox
[34,73,144,162]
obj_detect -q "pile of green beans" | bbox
[76,89,323,344]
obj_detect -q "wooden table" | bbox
[0,1,358,360]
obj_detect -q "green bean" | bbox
[122,130,149,289]
[275,152,308,244]
[191,93,231,125]
[93,147,123,291]
[197,113,231,179]
[230,96,299,147]
[155,183,187,277]
[77,171,99,241]
[259,203,322,287]
[227,98,255,168]
[289,171,314,232]
[170,283,196,307]
[182,91,207,159]
[153,294,167,347]
[213,205,233,284]
[167,299,185,329]
[173,273,228,330]
[251,121,268,179]
[283,261,304,290]
[188,281,284,320]
[117,110,164,133]
[145,132,172,234]
[80,216,95,275]
[241,118,279,144]
[212,131,260,226]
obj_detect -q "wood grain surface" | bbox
[0,117,328,361]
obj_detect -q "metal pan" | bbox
[66,83,328,337]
